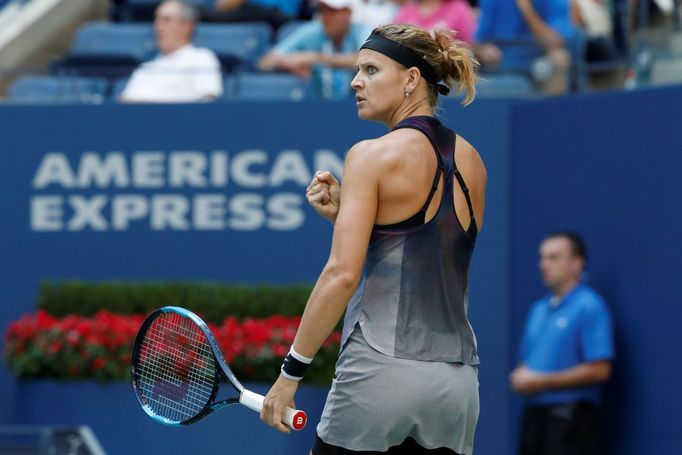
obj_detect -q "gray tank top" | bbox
[341,115,480,364]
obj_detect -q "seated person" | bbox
[393,0,477,43]
[257,0,370,100]
[475,0,579,93]
[120,0,222,103]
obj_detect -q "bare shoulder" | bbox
[346,132,410,171]
[455,135,487,187]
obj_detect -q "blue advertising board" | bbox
[0,99,512,454]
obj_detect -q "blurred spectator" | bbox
[350,0,400,29]
[393,0,477,43]
[120,0,222,103]
[510,232,614,455]
[197,0,300,31]
[475,0,579,93]
[257,0,369,100]
[571,0,619,63]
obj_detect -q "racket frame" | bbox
[131,306,245,426]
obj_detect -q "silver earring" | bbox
[405,91,411,97]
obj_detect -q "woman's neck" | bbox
[386,98,433,130]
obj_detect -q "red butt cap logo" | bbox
[292,411,307,430]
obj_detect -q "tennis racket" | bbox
[131,306,307,430]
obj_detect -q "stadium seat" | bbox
[476,74,534,98]
[221,75,237,100]
[194,23,272,72]
[109,77,130,101]
[52,22,155,78]
[6,76,109,104]
[233,73,311,101]
[650,57,682,85]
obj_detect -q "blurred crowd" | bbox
[1,0,681,102]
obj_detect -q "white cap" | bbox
[316,0,353,10]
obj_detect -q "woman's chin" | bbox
[356,106,372,120]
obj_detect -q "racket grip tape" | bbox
[240,389,307,431]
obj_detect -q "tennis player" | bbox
[262,23,487,455]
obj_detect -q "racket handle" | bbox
[239,389,307,431]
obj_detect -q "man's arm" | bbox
[318,52,358,69]
[257,51,357,74]
[510,360,612,395]
[215,0,246,12]
[515,0,565,49]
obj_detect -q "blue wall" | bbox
[0,100,512,454]
[510,87,682,453]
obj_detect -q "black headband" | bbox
[359,33,450,96]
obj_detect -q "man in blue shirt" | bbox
[475,0,579,93]
[510,232,614,455]
[257,0,369,100]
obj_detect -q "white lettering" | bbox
[151,195,190,230]
[133,153,165,187]
[170,152,207,188]
[194,194,226,230]
[112,195,149,230]
[32,153,75,189]
[270,150,310,186]
[228,194,264,230]
[210,151,228,187]
[267,193,304,230]
[231,150,267,188]
[68,195,108,230]
[31,196,63,230]
[77,153,128,188]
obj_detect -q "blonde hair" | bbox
[372,24,479,106]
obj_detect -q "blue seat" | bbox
[68,22,155,59]
[109,77,130,101]
[195,23,272,71]
[53,22,155,78]
[476,74,534,98]
[233,73,310,101]
[6,76,109,104]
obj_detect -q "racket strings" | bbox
[135,312,217,422]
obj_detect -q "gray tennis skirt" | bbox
[317,324,479,454]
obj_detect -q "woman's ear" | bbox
[405,67,421,95]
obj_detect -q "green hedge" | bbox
[37,281,314,323]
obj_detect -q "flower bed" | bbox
[4,310,340,384]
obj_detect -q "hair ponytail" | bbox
[432,30,478,106]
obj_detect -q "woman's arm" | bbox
[261,140,381,432]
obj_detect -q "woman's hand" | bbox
[261,374,299,433]
[306,171,340,223]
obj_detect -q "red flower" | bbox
[3,310,340,382]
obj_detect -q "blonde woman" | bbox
[263,24,487,455]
